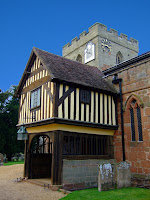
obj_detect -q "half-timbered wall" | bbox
[58,84,116,126]
[19,57,54,124]
[19,58,116,127]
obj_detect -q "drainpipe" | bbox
[112,74,125,161]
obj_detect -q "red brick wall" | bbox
[107,58,150,176]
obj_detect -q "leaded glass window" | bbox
[80,89,91,104]
[130,108,136,141]
[63,133,111,156]
[137,106,143,141]
[129,99,143,142]
[31,88,41,109]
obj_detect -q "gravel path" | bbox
[0,164,65,200]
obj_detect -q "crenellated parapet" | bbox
[63,22,139,56]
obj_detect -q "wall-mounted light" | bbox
[17,125,28,140]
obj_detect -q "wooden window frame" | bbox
[30,87,41,110]
[62,132,113,158]
[80,89,91,104]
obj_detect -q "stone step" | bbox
[24,179,62,191]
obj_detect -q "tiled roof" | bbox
[33,47,116,93]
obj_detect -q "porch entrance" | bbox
[29,135,52,179]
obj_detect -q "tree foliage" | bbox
[0,86,24,160]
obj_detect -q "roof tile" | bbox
[33,47,116,93]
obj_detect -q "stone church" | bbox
[16,22,149,189]
[63,22,150,188]
[63,22,138,71]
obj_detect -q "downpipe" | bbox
[112,74,125,161]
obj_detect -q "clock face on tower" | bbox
[84,41,95,64]
[101,39,112,52]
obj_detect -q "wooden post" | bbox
[23,140,27,177]
[51,131,63,185]
[26,134,34,178]
[106,136,114,159]
[24,139,30,178]
[58,131,63,184]
[53,83,59,118]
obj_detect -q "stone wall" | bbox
[62,22,139,71]
[62,159,116,190]
[131,173,150,189]
[62,159,117,191]
[62,159,131,191]
[106,56,150,186]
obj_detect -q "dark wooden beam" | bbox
[19,93,27,114]
[57,87,75,107]
[63,155,110,160]
[51,131,63,185]
[18,117,119,130]
[53,83,59,117]
[21,76,50,94]
[28,65,46,77]
[43,84,53,101]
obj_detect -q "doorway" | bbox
[29,135,52,179]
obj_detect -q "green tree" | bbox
[0,86,24,160]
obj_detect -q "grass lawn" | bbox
[3,161,24,166]
[60,187,150,200]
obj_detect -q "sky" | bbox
[0,0,150,92]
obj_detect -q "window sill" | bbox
[30,106,41,111]
[130,141,143,147]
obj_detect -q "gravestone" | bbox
[117,162,131,188]
[98,161,131,191]
[18,153,25,161]
[98,163,116,191]
[11,153,25,161]
[0,153,4,166]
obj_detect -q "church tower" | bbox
[62,23,139,71]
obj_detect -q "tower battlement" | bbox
[63,22,139,56]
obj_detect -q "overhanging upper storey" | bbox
[16,47,118,134]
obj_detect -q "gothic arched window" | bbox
[116,52,123,64]
[76,54,82,63]
[128,97,143,142]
